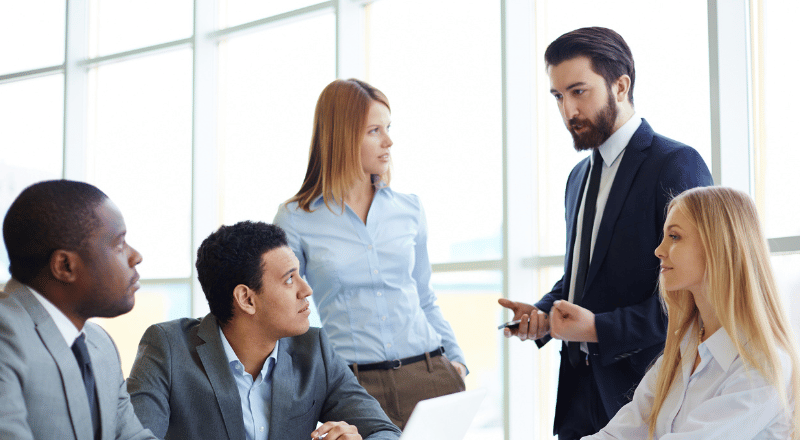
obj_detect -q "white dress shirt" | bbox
[28,285,81,346]
[584,326,793,439]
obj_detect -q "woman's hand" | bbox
[451,361,467,378]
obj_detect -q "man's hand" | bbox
[497,298,550,341]
[451,360,467,378]
[549,300,597,343]
[311,421,361,440]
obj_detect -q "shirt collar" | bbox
[218,326,279,378]
[27,284,82,346]
[679,323,740,373]
[309,183,394,209]
[310,194,327,209]
[701,327,740,372]
[596,113,642,167]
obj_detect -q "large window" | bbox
[1,2,797,439]
[0,1,65,75]
[756,1,800,338]
[367,0,503,264]
[219,13,336,226]
[87,50,194,280]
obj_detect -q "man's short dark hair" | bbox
[545,26,635,104]
[3,180,108,284]
[195,221,288,324]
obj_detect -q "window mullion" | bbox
[63,0,89,180]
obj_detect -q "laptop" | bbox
[399,388,487,440]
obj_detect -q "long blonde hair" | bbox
[648,186,800,439]
[286,78,391,213]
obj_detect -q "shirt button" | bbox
[377,292,382,296]
[368,244,373,250]
[381,316,387,321]
[259,427,265,432]
[373,269,378,274]
[386,343,392,348]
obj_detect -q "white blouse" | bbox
[584,327,793,439]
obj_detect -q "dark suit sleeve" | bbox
[592,147,712,366]
[535,277,567,314]
[127,324,174,439]
[317,331,401,439]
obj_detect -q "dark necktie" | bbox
[72,333,100,438]
[569,149,603,368]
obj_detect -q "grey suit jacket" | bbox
[0,279,156,440]
[127,314,401,440]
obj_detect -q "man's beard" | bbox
[568,92,618,151]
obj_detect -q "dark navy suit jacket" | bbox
[534,119,713,432]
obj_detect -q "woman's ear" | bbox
[232,284,257,316]
[50,250,81,283]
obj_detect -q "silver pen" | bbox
[315,433,328,440]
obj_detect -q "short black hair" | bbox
[545,26,635,104]
[3,180,108,284]
[195,221,288,324]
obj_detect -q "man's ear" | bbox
[232,284,257,316]
[50,250,81,283]
[613,74,631,103]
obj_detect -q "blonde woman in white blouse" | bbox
[584,186,799,439]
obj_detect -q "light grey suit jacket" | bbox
[0,279,156,440]
[127,314,401,440]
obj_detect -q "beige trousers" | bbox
[351,354,466,430]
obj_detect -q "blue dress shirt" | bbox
[220,328,278,440]
[274,185,466,366]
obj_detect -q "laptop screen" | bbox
[399,388,487,440]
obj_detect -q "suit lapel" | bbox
[585,120,653,291]
[85,326,114,440]
[269,339,296,435]
[196,315,246,440]
[12,282,94,440]
[563,158,592,301]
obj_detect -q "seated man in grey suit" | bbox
[127,221,401,440]
[0,180,156,440]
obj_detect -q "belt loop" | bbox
[351,363,359,378]
[424,351,433,373]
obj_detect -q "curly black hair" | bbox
[195,221,288,324]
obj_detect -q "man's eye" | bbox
[286,275,294,285]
